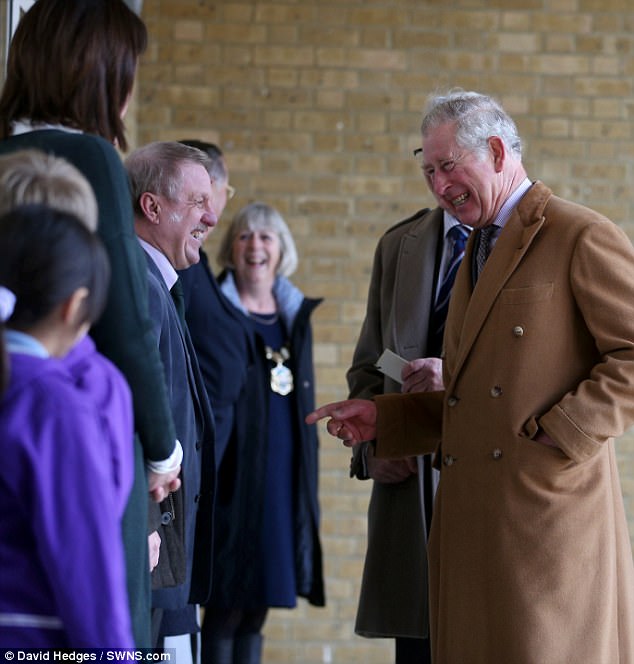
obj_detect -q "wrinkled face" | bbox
[421,121,503,229]
[231,225,281,290]
[157,162,217,269]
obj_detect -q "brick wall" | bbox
[135,3,634,660]
[4,0,634,661]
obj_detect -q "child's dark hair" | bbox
[0,204,110,393]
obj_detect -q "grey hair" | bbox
[178,139,227,185]
[0,149,98,231]
[421,89,522,160]
[125,141,212,217]
[217,202,298,277]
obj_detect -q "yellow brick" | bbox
[533,53,591,74]
[268,68,300,87]
[581,0,630,9]
[316,89,345,109]
[301,26,360,47]
[545,34,576,52]
[173,20,203,41]
[205,23,266,43]
[494,33,541,53]
[575,77,633,97]
[115,2,634,659]
[541,117,571,138]
[255,4,315,23]
[348,48,407,70]
[254,45,315,66]
[302,68,360,89]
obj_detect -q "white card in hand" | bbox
[375,348,407,384]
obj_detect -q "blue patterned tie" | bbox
[428,224,470,356]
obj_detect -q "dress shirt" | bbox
[487,177,533,252]
[138,238,178,290]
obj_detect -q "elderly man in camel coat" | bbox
[308,89,634,664]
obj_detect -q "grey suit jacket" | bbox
[347,207,442,639]
[144,257,215,612]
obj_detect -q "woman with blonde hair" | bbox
[200,202,325,664]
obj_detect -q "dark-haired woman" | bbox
[0,0,181,645]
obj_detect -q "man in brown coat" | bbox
[308,89,634,664]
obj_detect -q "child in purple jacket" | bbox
[0,205,134,647]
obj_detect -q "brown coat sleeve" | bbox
[374,390,443,458]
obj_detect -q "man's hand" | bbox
[368,454,418,483]
[401,357,443,394]
[148,467,181,503]
[306,398,377,446]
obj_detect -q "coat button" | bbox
[490,385,503,398]
[443,455,456,466]
[492,448,503,460]
[161,511,173,525]
[447,396,459,407]
[513,326,524,337]
[195,441,202,450]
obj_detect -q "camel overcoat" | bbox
[375,181,634,664]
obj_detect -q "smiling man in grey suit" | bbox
[127,141,218,662]
[348,202,469,664]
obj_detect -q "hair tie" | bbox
[0,286,16,323]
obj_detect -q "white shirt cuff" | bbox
[146,440,183,474]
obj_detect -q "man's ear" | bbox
[488,136,506,173]
[60,287,89,327]
[139,192,161,224]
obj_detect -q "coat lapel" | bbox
[393,208,442,359]
[447,182,552,387]
[147,256,206,434]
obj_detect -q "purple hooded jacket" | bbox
[0,342,134,647]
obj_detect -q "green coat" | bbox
[0,130,177,647]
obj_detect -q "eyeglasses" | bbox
[214,181,236,200]
[413,147,424,168]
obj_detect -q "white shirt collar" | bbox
[137,238,178,290]
[10,120,83,136]
[443,210,471,237]
[492,177,532,230]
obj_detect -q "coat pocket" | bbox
[499,282,554,305]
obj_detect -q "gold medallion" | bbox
[266,345,294,396]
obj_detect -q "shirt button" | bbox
[513,326,524,337]
[490,385,503,398]
[492,448,503,460]
[161,511,173,525]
